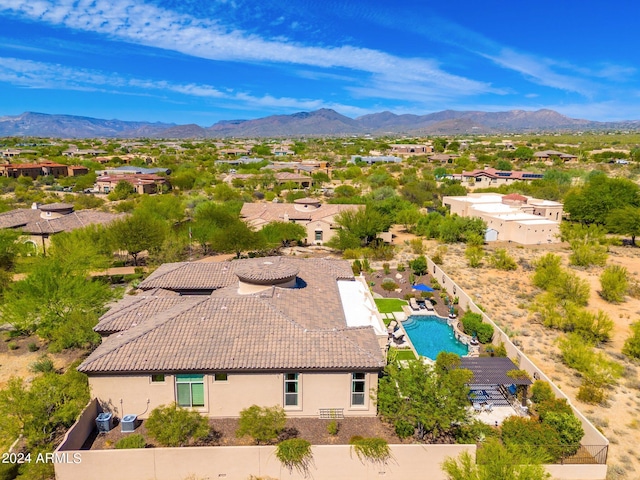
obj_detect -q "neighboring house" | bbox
[349,155,402,165]
[95,174,168,194]
[220,147,253,156]
[215,156,264,166]
[0,202,122,252]
[390,144,434,156]
[0,161,79,179]
[1,148,37,158]
[428,154,459,163]
[240,198,362,245]
[446,168,544,188]
[274,172,313,188]
[62,147,107,157]
[96,166,171,176]
[533,150,578,163]
[443,193,563,245]
[78,257,387,419]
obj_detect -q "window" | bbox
[151,374,165,383]
[315,230,323,242]
[213,373,228,382]
[176,374,205,408]
[284,373,299,407]
[351,373,366,406]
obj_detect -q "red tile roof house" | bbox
[95,173,169,194]
[240,198,362,245]
[78,257,387,420]
[447,168,544,188]
[0,202,123,253]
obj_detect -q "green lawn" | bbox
[374,298,407,314]
[389,347,417,361]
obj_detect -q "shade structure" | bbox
[412,283,434,292]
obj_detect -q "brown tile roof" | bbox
[240,202,360,226]
[0,207,122,234]
[80,258,384,373]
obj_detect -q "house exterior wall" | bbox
[304,219,334,245]
[89,371,378,419]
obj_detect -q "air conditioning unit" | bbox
[95,412,113,433]
[121,414,138,433]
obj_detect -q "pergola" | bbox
[461,357,532,406]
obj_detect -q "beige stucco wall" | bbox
[55,443,476,480]
[304,219,335,245]
[89,371,378,419]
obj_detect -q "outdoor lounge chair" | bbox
[485,403,494,412]
[473,403,483,413]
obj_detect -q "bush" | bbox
[542,412,584,455]
[394,419,414,439]
[550,271,590,307]
[532,253,563,290]
[530,380,554,405]
[27,342,39,352]
[276,438,313,475]
[536,398,572,421]
[623,322,640,359]
[29,355,55,374]
[7,341,18,350]
[501,416,560,462]
[350,436,391,465]
[460,312,494,343]
[146,403,210,447]
[599,265,628,303]
[115,434,146,449]
[489,248,517,271]
[465,246,483,268]
[327,420,339,436]
[396,263,405,272]
[236,405,286,444]
[493,343,507,357]
[577,381,606,405]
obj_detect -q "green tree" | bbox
[0,368,89,449]
[532,253,562,290]
[1,257,113,340]
[465,246,483,268]
[599,265,628,303]
[109,213,169,265]
[146,403,210,447]
[513,146,535,161]
[606,206,640,246]
[107,180,136,201]
[236,405,286,444]
[410,255,428,276]
[489,249,517,271]
[260,221,307,247]
[327,207,391,249]
[209,220,265,258]
[442,438,551,480]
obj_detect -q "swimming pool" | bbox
[402,315,468,359]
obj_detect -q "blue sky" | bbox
[0,0,639,125]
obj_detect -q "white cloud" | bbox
[0,0,494,99]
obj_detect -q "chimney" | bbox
[31,202,40,210]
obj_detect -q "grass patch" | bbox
[374,298,407,314]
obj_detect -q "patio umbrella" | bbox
[412,283,434,292]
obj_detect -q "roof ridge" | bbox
[79,295,210,371]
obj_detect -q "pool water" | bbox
[402,315,468,359]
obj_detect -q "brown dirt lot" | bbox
[88,416,407,450]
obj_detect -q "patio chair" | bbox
[485,402,494,412]
[473,402,483,413]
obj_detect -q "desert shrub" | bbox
[350,436,391,465]
[382,262,391,274]
[558,334,623,388]
[236,405,286,444]
[461,312,493,343]
[501,417,559,462]
[381,278,398,294]
[27,342,39,352]
[29,355,55,374]
[146,403,210,447]
[530,380,555,405]
[409,238,424,254]
[352,260,362,275]
[623,322,640,359]
[7,342,17,350]
[275,438,313,475]
[532,253,563,290]
[115,434,146,449]
[569,307,613,343]
[493,342,507,357]
[396,263,405,272]
[489,248,517,271]
[599,265,628,303]
[327,420,339,436]
[550,271,590,307]
[542,412,584,455]
[431,246,447,265]
[536,398,573,421]
[577,382,606,405]
[394,419,414,439]
[465,246,483,268]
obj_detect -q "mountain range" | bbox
[1,109,639,139]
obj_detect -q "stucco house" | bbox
[443,193,563,245]
[446,168,544,188]
[78,257,387,419]
[0,202,123,253]
[240,198,362,245]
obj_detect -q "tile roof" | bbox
[80,257,385,373]
[240,202,360,226]
[0,207,122,234]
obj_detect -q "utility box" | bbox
[95,412,113,433]
[121,414,138,433]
